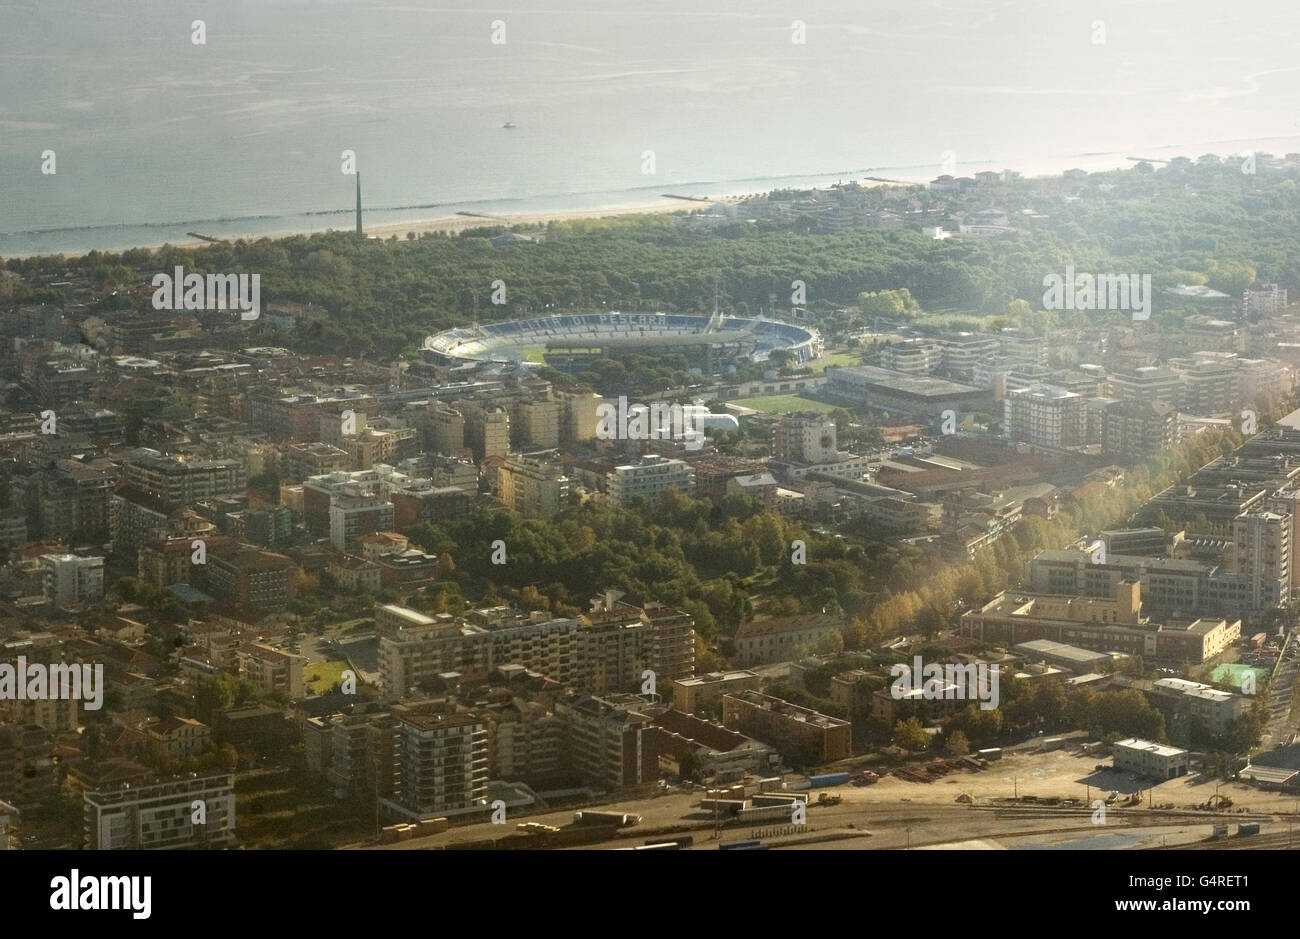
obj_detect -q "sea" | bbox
[2,0,1299,257]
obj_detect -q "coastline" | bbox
[360,199,712,241]
[8,140,1287,261]
[14,198,721,261]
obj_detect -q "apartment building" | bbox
[1148,677,1250,737]
[0,724,56,810]
[382,710,489,820]
[554,694,659,791]
[936,332,999,383]
[1171,355,1238,415]
[138,535,237,590]
[880,339,940,376]
[774,412,839,464]
[642,601,697,683]
[421,402,466,456]
[1107,366,1181,408]
[0,693,79,736]
[1244,283,1288,318]
[379,616,495,697]
[301,466,418,536]
[281,442,350,482]
[498,455,570,520]
[605,455,695,508]
[145,717,211,760]
[84,773,236,849]
[13,458,115,544]
[379,597,695,699]
[206,545,295,611]
[511,397,561,449]
[672,670,762,714]
[121,448,245,509]
[485,700,563,785]
[556,390,602,445]
[237,642,305,699]
[721,690,851,764]
[1103,399,1177,460]
[1003,385,1086,448]
[40,553,104,609]
[462,405,510,462]
[1232,511,1291,610]
[329,491,396,553]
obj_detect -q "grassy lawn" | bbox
[522,347,546,363]
[1210,663,1270,691]
[304,659,356,695]
[809,351,861,373]
[729,393,840,414]
[235,769,374,849]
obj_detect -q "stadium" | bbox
[423,311,823,374]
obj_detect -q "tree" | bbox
[944,729,970,757]
[813,629,844,656]
[217,744,239,770]
[768,349,795,371]
[892,716,930,752]
[678,749,702,783]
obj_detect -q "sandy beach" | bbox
[362,199,711,240]
[110,199,719,258]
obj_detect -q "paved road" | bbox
[1260,629,1299,750]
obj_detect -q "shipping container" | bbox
[718,839,762,851]
[1238,823,1260,836]
[737,803,802,823]
[698,799,746,815]
[573,811,640,827]
[785,776,812,791]
[757,777,783,793]
[644,835,694,848]
[808,772,851,788]
[977,748,1003,761]
[752,793,806,807]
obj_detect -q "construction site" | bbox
[353,741,1300,851]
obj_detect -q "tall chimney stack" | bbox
[355,172,363,239]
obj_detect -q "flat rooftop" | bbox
[829,365,981,397]
[1114,738,1186,758]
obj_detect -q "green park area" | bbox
[1210,662,1269,691]
[304,659,357,695]
[729,393,839,414]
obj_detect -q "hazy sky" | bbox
[2,0,1298,248]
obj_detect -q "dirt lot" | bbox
[360,747,1300,851]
